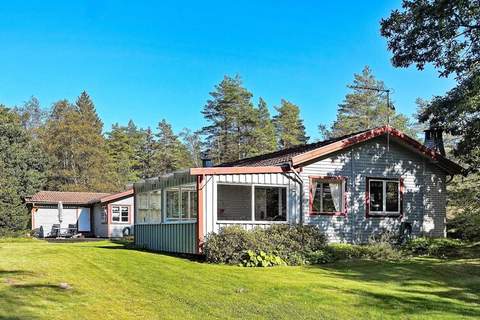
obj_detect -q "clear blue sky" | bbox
[0,1,455,140]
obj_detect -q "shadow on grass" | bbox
[0,269,77,320]
[308,258,480,317]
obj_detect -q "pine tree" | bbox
[201,75,258,164]
[40,92,118,192]
[153,119,192,175]
[106,120,143,187]
[327,66,414,138]
[139,127,157,179]
[273,99,308,148]
[251,98,277,154]
[0,106,47,233]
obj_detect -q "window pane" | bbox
[312,182,322,212]
[181,191,189,219]
[369,181,383,212]
[112,206,120,222]
[166,189,179,219]
[254,187,287,221]
[191,191,198,218]
[386,182,399,212]
[121,207,129,222]
[217,185,251,221]
[322,183,336,212]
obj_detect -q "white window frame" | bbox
[215,183,289,224]
[368,179,401,216]
[111,205,130,224]
[165,185,197,222]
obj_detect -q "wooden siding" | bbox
[300,136,447,243]
[135,222,197,254]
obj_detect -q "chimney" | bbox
[201,150,213,167]
[424,128,445,156]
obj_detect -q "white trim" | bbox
[215,182,289,223]
[368,179,401,215]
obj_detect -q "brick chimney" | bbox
[424,128,446,156]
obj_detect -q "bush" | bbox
[402,237,464,258]
[448,211,480,242]
[204,225,327,266]
[241,250,285,267]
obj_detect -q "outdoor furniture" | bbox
[51,224,60,238]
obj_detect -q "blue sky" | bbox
[0,1,455,140]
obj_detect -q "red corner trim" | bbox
[308,176,347,216]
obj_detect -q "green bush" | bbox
[241,250,285,267]
[448,211,480,242]
[402,237,464,258]
[204,225,327,266]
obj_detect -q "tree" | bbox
[138,127,157,179]
[13,96,47,136]
[325,66,414,138]
[273,99,308,148]
[252,98,277,153]
[201,75,259,164]
[381,0,480,171]
[40,92,118,192]
[0,106,47,234]
[106,120,143,187]
[179,128,202,167]
[153,119,192,175]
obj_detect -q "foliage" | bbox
[0,106,47,233]
[200,75,260,164]
[241,250,285,267]
[39,92,119,192]
[403,237,464,258]
[381,0,480,171]
[307,242,402,264]
[253,97,277,153]
[324,66,415,138]
[273,99,309,148]
[203,225,327,266]
[447,173,480,241]
[106,120,144,187]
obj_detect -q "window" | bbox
[111,205,130,223]
[217,184,287,222]
[367,178,401,217]
[101,207,107,223]
[310,177,345,215]
[137,192,149,224]
[165,185,197,220]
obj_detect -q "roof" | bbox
[191,126,464,176]
[218,130,368,167]
[25,189,134,205]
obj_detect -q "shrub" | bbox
[402,237,464,258]
[204,225,327,266]
[241,250,285,267]
[448,211,480,242]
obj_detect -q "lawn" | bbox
[0,239,479,320]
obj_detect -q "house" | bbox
[133,126,463,254]
[26,189,134,238]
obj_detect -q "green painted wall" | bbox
[135,223,197,254]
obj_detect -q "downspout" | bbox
[288,163,304,225]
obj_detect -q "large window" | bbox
[367,178,401,217]
[111,205,130,223]
[165,185,197,220]
[217,184,287,222]
[310,177,345,215]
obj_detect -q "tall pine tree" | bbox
[273,99,308,148]
[40,92,118,192]
[201,75,259,164]
[252,98,277,153]
[326,66,413,138]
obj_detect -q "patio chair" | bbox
[67,224,78,237]
[51,224,60,238]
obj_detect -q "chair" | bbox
[51,224,60,238]
[67,224,78,237]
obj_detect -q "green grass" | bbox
[0,239,479,319]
